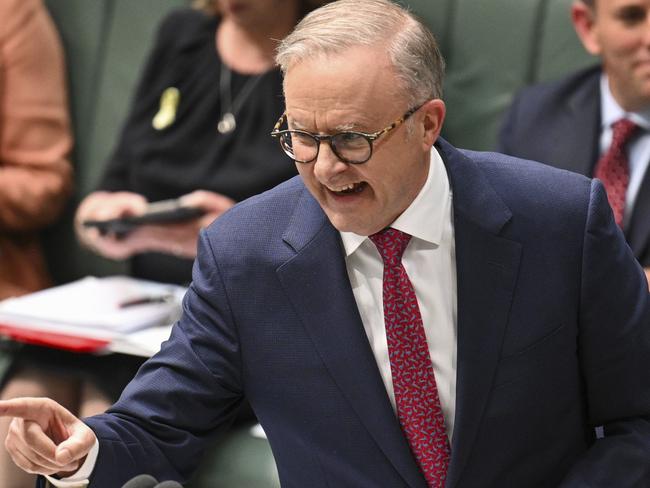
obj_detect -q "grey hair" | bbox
[276,0,445,105]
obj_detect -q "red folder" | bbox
[0,323,110,353]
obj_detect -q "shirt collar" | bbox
[339,146,450,257]
[600,73,650,130]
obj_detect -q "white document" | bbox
[0,276,186,339]
[109,324,175,357]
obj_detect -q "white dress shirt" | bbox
[600,74,650,227]
[45,438,98,487]
[340,147,458,440]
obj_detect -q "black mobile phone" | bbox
[83,199,205,236]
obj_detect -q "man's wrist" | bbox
[44,437,99,487]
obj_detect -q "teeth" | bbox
[329,183,358,192]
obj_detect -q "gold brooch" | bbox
[152,87,180,130]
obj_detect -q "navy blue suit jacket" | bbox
[78,139,650,487]
[497,65,650,267]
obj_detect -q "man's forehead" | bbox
[285,106,378,132]
[284,46,394,86]
[284,49,399,105]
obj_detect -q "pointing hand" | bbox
[0,397,96,476]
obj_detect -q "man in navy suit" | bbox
[2,0,650,487]
[498,0,650,281]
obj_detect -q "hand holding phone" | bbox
[76,190,235,260]
[83,198,206,236]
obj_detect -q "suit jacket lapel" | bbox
[436,139,522,488]
[276,189,427,488]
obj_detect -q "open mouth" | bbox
[328,182,367,195]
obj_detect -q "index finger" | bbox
[0,398,45,420]
[0,397,77,426]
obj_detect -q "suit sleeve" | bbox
[559,179,650,486]
[83,230,245,487]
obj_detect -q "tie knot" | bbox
[369,228,412,263]
[611,118,639,148]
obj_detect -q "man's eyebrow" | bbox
[288,119,365,133]
[289,119,309,130]
[334,122,358,132]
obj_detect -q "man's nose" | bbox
[313,140,349,180]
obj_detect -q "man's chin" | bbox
[626,88,650,111]
[326,213,366,235]
[638,89,650,108]
[326,214,387,236]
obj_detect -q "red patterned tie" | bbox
[594,118,639,227]
[370,228,450,488]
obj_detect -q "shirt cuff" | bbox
[43,437,99,488]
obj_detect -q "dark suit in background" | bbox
[497,65,650,266]
[80,139,650,488]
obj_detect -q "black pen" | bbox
[119,294,174,308]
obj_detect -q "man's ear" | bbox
[420,99,446,149]
[571,1,602,55]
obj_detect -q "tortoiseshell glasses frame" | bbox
[270,104,423,165]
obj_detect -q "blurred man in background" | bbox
[499,0,650,285]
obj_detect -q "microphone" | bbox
[155,482,184,487]
[121,474,158,488]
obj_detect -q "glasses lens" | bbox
[332,132,372,164]
[281,131,318,163]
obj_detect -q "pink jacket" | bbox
[0,0,73,298]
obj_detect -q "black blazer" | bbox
[498,65,650,266]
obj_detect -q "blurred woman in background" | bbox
[76,0,330,285]
[0,0,72,300]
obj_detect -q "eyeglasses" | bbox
[270,104,423,165]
